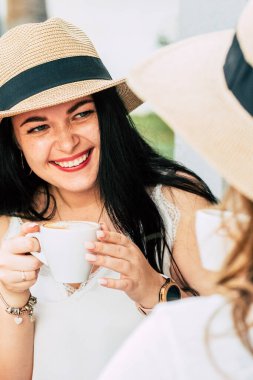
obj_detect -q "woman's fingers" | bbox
[85,229,136,261]
[0,253,42,271]
[97,229,131,247]
[86,253,131,275]
[0,222,41,293]
[0,268,40,292]
[0,235,42,271]
[87,227,163,306]
[18,222,39,237]
[0,269,39,284]
[85,240,130,260]
[98,277,131,291]
[0,223,42,271]
[1,236,40,255]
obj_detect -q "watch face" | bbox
[166,284,181,301]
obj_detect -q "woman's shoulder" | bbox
[150,183,211,223]
[161,184,211,211]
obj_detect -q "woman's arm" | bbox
[0,287,35,380]
[0,219,41,380]
[162,186,218,295]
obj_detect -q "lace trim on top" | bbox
[150,185,180,275]
[63,269,98,296]
[150,184,180,246]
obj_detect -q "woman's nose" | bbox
[54,128,80,154]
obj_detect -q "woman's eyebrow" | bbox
[19,99,94,126]
[20,116,47,127]
[67,99,94,114]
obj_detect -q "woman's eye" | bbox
[74,110,94,120]
[27,124,49,134]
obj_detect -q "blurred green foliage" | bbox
[132,113,174,159]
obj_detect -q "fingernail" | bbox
[85,253,97,262]
[98,278,107,286]
[97,230,105,238]
[84,242,95,249]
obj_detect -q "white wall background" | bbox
[178,0,248,38]
[46,0,179,79]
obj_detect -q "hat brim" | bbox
[127,29,253,200]
[0,78,142,117]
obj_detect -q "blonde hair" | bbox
[216,187,253,354]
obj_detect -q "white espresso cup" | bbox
[27,221,100,283]
[195,209,248,272]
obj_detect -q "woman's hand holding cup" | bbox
[85,224,165,308]
[0,222,42,304]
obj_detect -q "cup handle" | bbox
[26,232,48,266]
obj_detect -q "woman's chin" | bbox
[52,180,98,195]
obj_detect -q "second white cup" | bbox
[195,209,248,272]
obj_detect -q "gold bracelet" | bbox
[136,274,170,316]
[0,291,37,325]
[135,303,153,316]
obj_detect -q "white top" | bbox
[4,185,179,380]
[99,294,253,380]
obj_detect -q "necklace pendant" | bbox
[14,316,23,325]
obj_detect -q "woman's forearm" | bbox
[0,286,34,380]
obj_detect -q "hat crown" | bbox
[0,18,99,86]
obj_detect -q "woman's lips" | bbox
[50,149,93,172]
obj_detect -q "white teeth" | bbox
[54,152,89,168]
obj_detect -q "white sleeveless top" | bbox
[4,185,179,380]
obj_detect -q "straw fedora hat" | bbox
[0,17,142,118]
[127,0,253,201]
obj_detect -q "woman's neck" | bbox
[49,186,104,222]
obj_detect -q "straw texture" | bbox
[0,18,141,117]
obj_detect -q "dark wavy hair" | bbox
[0,87,216,292]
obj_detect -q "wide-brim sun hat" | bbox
[0,17,142,118]
[127,0,253,201]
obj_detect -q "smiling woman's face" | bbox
[12,96,101,195]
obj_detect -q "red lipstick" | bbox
[50,149,93,172]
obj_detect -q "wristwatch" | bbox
[136,276,182,316]
[159,277,182,302]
